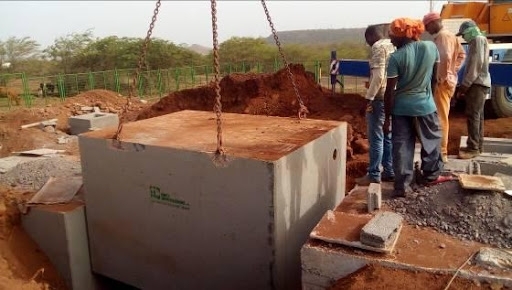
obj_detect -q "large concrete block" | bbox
[22,202,95,290]
[69,112,119,135]
[78,110,347,290]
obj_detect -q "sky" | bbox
[0,1,448,49]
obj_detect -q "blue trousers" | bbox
[392,112,444,192]
[366,100,394,181]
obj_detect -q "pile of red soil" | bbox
[137,64,369,160]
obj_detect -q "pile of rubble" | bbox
[386,181,512,248]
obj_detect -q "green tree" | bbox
[44,29,94,73]
[0,36,41,71]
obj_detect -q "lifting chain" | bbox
[210,0,227,166]
[115,0,162,141]
[260,0,309,119]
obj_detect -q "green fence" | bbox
[0,59,366,109]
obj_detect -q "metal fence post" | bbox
[114,69,121,93]
[88,72,95,90]
[175,68,180,91]
[157,69,163,99]
[57,74,66,100]
[21,73,32,107]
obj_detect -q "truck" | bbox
[337,0,512,118]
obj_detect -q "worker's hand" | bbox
[457,85,469,98]
[360,100,372,116]
[383,117,391,135]
[364,81,370,89]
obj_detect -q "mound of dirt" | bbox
[386,181,512,248]
[137,64,369,164]
[0,89,150,158]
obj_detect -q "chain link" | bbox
[115,0,162,141]
[260,0,309,119]
[211,0,227,166]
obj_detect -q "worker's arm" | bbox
[454,38,466,73]
[383,55,399,133]
[461,37,486,88]
[432,62,439,93]
[365,45,386,101]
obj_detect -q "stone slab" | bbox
[27,176,82,205]
[360,211,403,248]
[309,211,400,254]
[458,174,506,192]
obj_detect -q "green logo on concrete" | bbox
[149,186,190,210]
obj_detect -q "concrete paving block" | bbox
[68,113,119,135]
[22,203,95,290]
[367,183,381,212]
[360,211,403,248]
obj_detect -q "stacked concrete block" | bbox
[360,211,403,248]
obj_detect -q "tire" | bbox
[491,86,512,118]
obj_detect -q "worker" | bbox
[455,20,491,159]
[383,18,448,198]
[355,24,395,186]
[423,12,466,163]
[329,56,343,96]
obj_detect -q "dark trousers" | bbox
[392,112,444,192]
[465,85,488,152]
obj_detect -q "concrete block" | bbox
[360,211,403,248]
[78,110,347,290]
[22,203,95,290]
[68,113,119,135]
[366,183,381,212]
[460,136,512,154]
[458,174,506,191]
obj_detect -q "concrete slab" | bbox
[69,112,119,135]
[460,136,512,155]
[22,202,95,290]
[309,211,400,254]
[494,173,512,190]
[79,110,347,290]
[458,174,506,191]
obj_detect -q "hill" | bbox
[264,28,366,45]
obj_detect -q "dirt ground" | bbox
[0,65,512,289]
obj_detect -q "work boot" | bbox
[458,150,480,160]
[355,175,379,186]
[390,186,412,198]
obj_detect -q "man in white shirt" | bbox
[355,24,396,185]
[330,56,343,96]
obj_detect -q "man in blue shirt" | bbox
[383,18,448,198]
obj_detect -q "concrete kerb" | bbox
[301,244,512,289]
